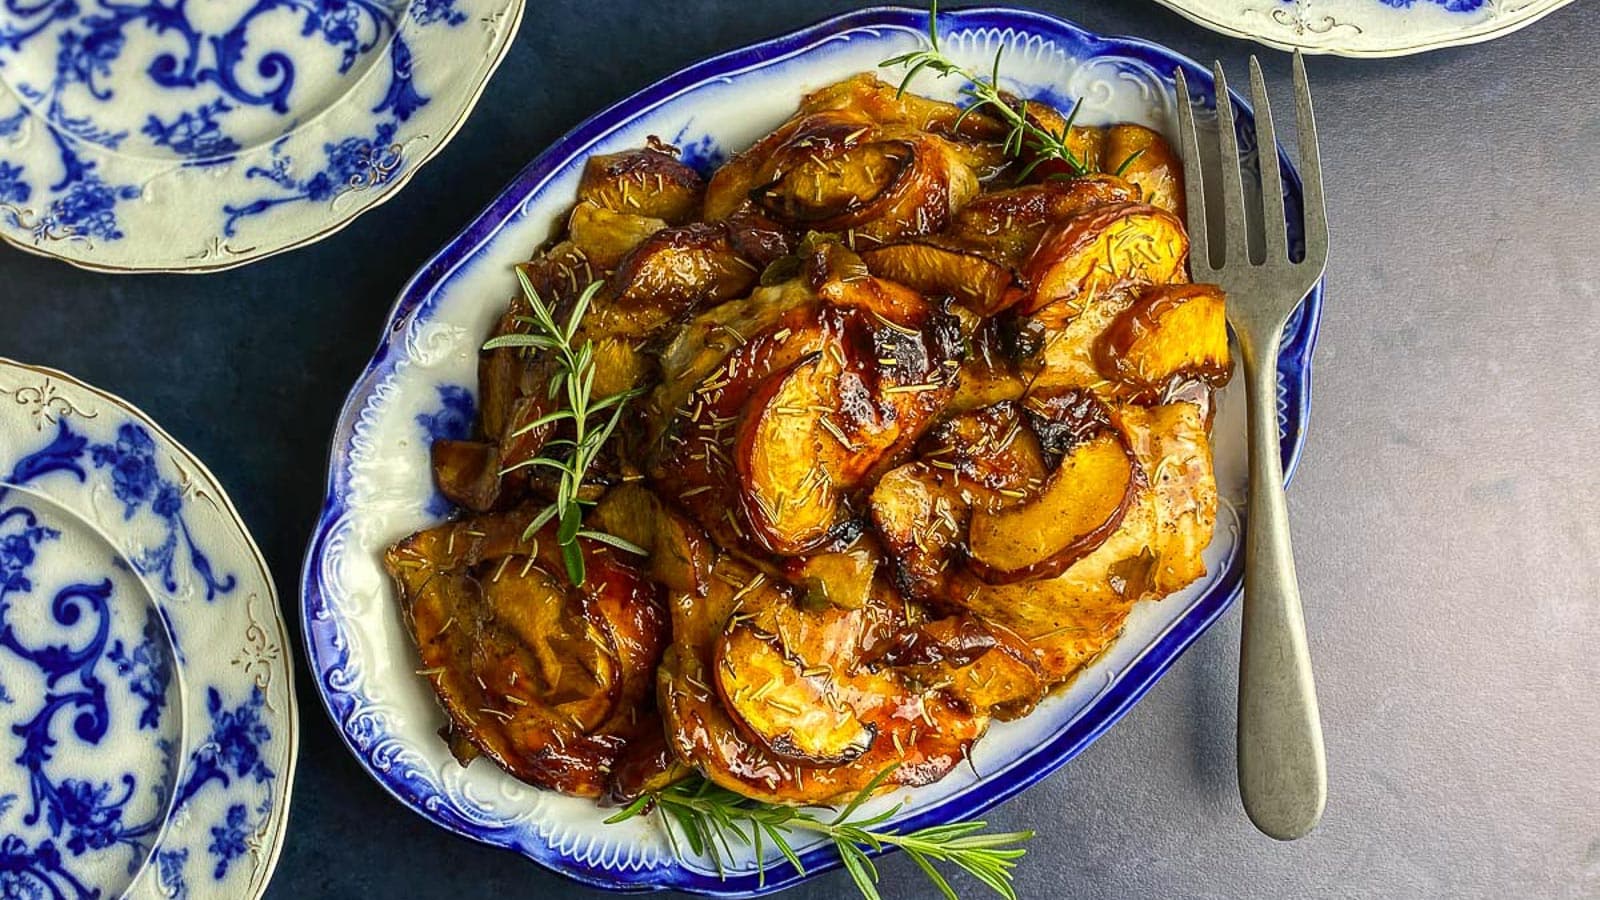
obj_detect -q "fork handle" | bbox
[1236,330,1326,841]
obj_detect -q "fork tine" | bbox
[1293,51,1328,269]
[1173,67,1212,275]
[1248,57,1288,264]
[1211,62,1248,268]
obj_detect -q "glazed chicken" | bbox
[384,73,1232,805]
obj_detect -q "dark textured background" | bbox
[2,1,1596,897]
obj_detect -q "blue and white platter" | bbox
[0,359,297,900]
[0,0,525,273]
[301,5,1323,896]
[1152,0,1575,57]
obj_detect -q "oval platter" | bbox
[1150,0,1575,57]
[301,5,1323,896]
[0,0,525,273]
[0,359,298,900]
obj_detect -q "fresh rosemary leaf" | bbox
[879,0,1092,178]
[607,770,1033,900]
[576,529,647,556]
[481,277,643,585]
[561,538,586,588]
[1113,147,1147,177]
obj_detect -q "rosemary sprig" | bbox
[880,0,1091,180]
[606,770,1034,900]
[482,271,647,585]
[880,1,1144,182]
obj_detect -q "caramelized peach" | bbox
[658,543,983,806]
[384,515,665,798]
[947,176,1139,265]
[567,201,667,270]
[1096,283,1232,394]
[861,241,1019,314]
[715,619,877,766]
[708,111,980,245]
[597,223,760,337]
[578,142,705,223]
[1011,202,1188,317]
[734,353,846,555]
[1103,124,1184,217]
[430,439,501,512]
[967,432,1137,584]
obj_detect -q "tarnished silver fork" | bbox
[1173,54,1328,841]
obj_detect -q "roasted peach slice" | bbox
[499,391,561,477]
[597,222,760,338]
[799,73,1009,145]
[758,137,913,226]
[513,240,597,310]
[578,142,705,223]
[788,543,879,611]
[431,439,501,513]
[734,352,845,555]
[870,461,965,601]
[871,402,1052,599]
[567,201,667,270]
[663,637,982,806]
[861,241,1019,314]
[875,616,1045,720]
[653,529,986,806]
[1011,202,1188,317]
[922,401,1052,500]
[1103,124,1184,218]
[708,110,979,244]
[478,561,622,733]
[654,252,959,556]
[1121,401,1218,596]
[861,176,1144,315]
[384,515,665,798]
[1096,283,1232,393]
[715,620,877,766]
[946,175,1139,265]
[967,430,1138,584]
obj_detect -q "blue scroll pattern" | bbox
[0,417,275,898]
[0,0,466,243]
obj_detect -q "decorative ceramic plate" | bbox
[1150,0,1575,57]
[301,5,1322,896]
[0,359,297,899]
[0,0,525,273]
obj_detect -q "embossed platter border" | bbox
[0,358,298,900]
[1149,0,1574,57]
[0,0,526,273]
[300,6,1323,896]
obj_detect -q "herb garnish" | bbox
[880,0,1142,182]
[606,770,1034,900]
[483,271,647,586]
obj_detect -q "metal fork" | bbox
[1173,54,1329,841]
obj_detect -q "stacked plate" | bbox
[0,2,533,896]
[0,0,525,272]
[0,361,296,899]
[1152,0,1574,56]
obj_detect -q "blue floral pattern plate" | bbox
[0,0,525,273]
[1150,0,1574,56]
[301,6,1322,896]
[0,359,297,900]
